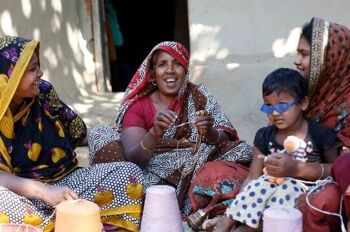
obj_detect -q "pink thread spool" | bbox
[140,185,183,232]
[0,224,42,232]
[263,207,302,232]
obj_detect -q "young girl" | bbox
[204,68,339,231]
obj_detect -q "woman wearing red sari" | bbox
[89,42,252,221]
[293,17,350,232]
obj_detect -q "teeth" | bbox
[165,78,176,83]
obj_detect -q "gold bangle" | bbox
[140,138,152,152]
[209,130,221,145]
[318,164,325,180]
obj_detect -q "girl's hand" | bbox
[192,110,214,136]
[151,109,177,137]
[40,184,79,206]
[264,153,298,178]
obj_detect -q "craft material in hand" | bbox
[140,185,183,232]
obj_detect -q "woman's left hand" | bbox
[192,110,214,136]
[264,152,298,178]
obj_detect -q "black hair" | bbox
[300,19,313,45]
[262,68,308,100]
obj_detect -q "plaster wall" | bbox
[188,0,350,143]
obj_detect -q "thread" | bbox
[263,207,302,232]
[55,199,102,232]
[140,185,183,232]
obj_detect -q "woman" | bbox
[293,17,350,232]
[0,36,144,232]
[89,41,252,218]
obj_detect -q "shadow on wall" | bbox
[0,0,121,128]
[0,0,95,100]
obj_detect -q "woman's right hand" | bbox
[151,109,177,137]
[40,184,79,206]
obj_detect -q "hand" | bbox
[151,109,177,137]
[264,152,298,178]
[192,110,214,136]
[40,184,79,206]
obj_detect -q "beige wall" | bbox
[0,0,95,96]
[0,0,124,128]
[188,0,350,143]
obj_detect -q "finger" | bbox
[157,111,176,124]
[202,218,218,230]
[257,154,266,160]
[162,110,177,121]
[195,110,209,116]
[69,190,79,200]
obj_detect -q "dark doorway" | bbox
[104,0,190,92]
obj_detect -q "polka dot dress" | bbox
[225,174,307,229]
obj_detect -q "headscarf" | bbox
[0,36,86,180]
[305,18,350,146]
[114,42,193,129]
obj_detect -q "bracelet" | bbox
[140,138,152,152]
[209,130,221,145]
[318,164,325,180]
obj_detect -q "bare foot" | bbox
[202,216,235,232]
[202,217,220,231]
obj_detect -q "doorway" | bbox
[104,0,190,92]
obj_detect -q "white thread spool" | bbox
[140,185,183,232]
[263,207,302,232]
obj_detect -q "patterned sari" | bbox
[0,36,144,232]
[297,18,350,232]
[89,41,252,215]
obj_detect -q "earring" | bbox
[151,79,157,86]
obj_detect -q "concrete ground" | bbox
[65,91,125,167]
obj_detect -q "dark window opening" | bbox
[104,0,190,92]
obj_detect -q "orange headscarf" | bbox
[305,18,350,146]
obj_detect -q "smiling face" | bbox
[294,36,311,78]
[263,90,307,131]
[152,50,186,98]
[12,52,43,104]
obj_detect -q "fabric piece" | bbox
[226,175,307,229]
[305,18,350,147]
[331,153,350,192]
[187,161,248,229]
[297,181,341,232]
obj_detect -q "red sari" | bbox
[298,17,350,232]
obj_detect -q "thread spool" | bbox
[263,207,302,232]
[140,185,183,232]
[55,199,101,232]
[0,224,42,232]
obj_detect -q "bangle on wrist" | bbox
[209,130,221,145]
[140,138,153,152]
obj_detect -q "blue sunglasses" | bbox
[260,98,300,114]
